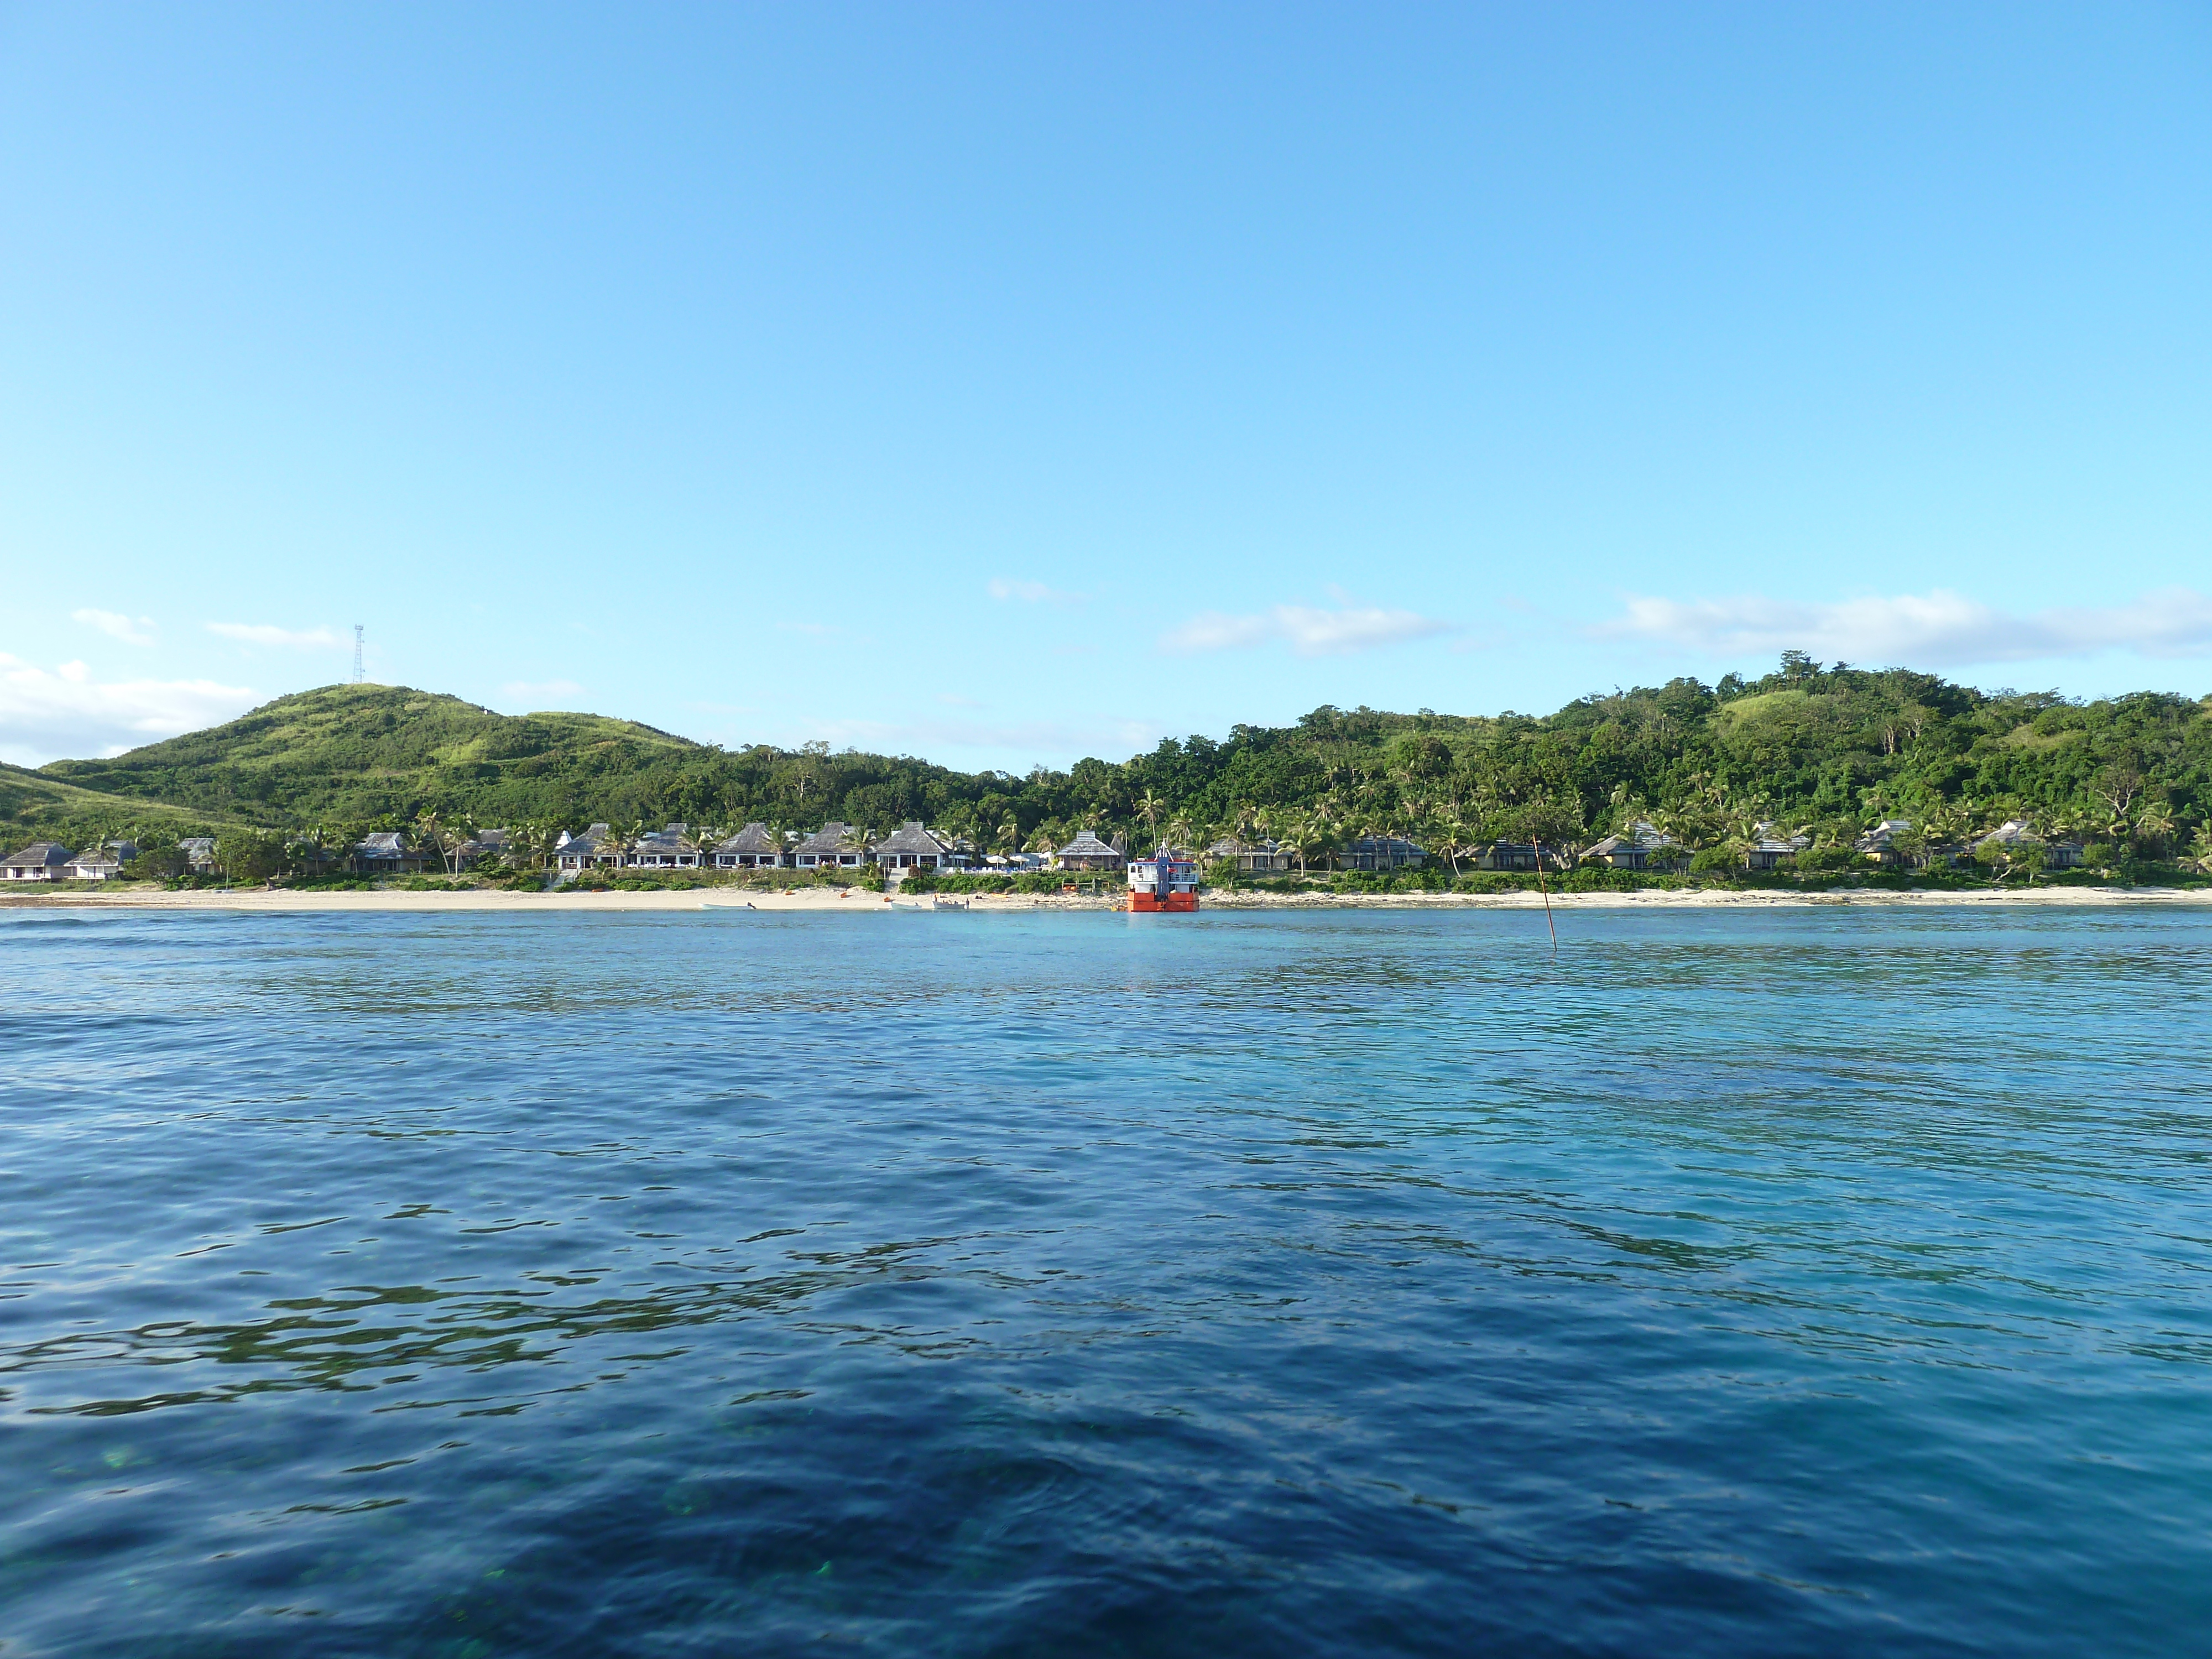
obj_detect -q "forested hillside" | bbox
[22,656,2212,865]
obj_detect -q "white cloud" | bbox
[987,577,1088,607]
[1603,587,2212,666]
[502,679,585,702]
[0,654,258,766]
[1159,602,1454,658]
[206,622,346,649]
[72,609,158,646]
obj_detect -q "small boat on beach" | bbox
[1126,841,1198,913]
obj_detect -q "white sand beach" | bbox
[3,883,2205,915]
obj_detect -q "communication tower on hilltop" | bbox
[352,625,365,685]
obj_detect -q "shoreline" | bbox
[3,884,2206,915]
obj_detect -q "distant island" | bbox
[4,652,2208,892]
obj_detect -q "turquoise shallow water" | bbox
[1,904,2208,1656]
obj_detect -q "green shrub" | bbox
[1795,846,1859,874]
[1451,871,1536,893]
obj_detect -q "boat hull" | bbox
[1126,890,1198,913]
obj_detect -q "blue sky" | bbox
[3,3,2208,770]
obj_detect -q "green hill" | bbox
[38,684,700,827]
[22,660,2212,868]
[0,763,233,843]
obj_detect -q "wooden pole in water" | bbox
[1533,839,1557,953]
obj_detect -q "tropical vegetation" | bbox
[9,654,2211,882]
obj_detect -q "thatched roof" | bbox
[1856,818,1913,852]
[634,823,700,854]
[715,822,780,855]
[2,842,72,870]
[875,821,950,856]
[795,822,864,856]
[1344,835,1425,856]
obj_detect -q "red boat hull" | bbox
[1127,890,1198,913]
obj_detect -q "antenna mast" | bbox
[352,624,365,685]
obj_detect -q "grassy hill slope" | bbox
[40,684,701,826]
[0,763,234,842]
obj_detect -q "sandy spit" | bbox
[3,884,2206,915]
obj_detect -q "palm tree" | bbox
[1135,789,1163,839]
[1434,813,1477,875]
[2186,822,2212,875]
[414,809,456,877]
[511,821,556,873]
[2135,801,2177,858]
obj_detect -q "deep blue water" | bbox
[2,904,2208,1657]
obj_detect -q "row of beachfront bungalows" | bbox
[544,822,1550,877]
[1577,817,2086,872]
[0,839,151,882]
[0,814,2086,886]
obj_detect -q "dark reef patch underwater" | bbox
[3,905,2208,1657]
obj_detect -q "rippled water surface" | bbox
[3,904,2209,1656]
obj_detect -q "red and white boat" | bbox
[1126,841,1198,912]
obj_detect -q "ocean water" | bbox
[1,904,2208,1657]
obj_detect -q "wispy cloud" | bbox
[988,578,1088,607]
[0,654,257,767]
[1603,587,2212,666]
[502,679,585,703]
[1160,602,1454,658]
[206,622,347,650]
[72,609,158,647]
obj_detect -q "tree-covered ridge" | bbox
[22,658,2212,867]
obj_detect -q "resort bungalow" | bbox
[712,823,784,869]
[64,841,139,881]
[1210,837,1295,874]
[794,823,869,869]
[1580,834,1642,870]
[458,828,512,869]
[1337,835,1426,872]
[1477,842,1542,872]
[1744,823,1809,871]
[1583,820,1678,872]
[1855,818,1916,867]
[1974,820,2082,870]
[874,821,954,873]
[180,837,219,876]
[1053,831,1126,873]
[555,825,625,873]
[2,843,73,882]
[628,823,702,869]
[354,832,435,876]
